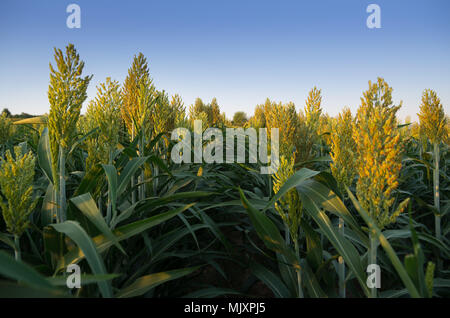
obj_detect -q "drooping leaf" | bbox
[50,221,113,298]
[116,266,200,298]
[70,193,125,255]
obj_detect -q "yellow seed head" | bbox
[417,89,447,145]
[353,78,405,229]
[272,155,302,241]
[0,147,37,236]
[330,107,356,195]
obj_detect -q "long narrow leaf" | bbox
[51,221,113,298]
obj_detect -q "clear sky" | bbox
[0,0,449,121]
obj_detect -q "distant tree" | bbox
[1,108,11,118]
[232,111,248,126]
[16,112,34,119]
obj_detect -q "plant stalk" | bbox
[369,232,378,298]
[131,125,136,205]
[294,239,304,298]
[106,149,114,224]
[14,235,21,261]
[433,142,441,269]
[139,133,145,201]
[59,146,67,223]
[338,217,346,298]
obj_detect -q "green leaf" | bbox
[239,188,299,271]
[263,168,319,211]
[298,188,370,297]
[297,179,368,246]
[249,262,291,298]
[43,226,65,265]
[50,221,113,298]
[117,157,148,197]
[0,281,65,298]
[47,273,120,286]
[116,266,200,298]
[404,254,419,287]
[41,183,57,226]
[300,259,327,298]
[102,164,118,216]
[57,204,195,271]
[74,164,104,197]
[300,219,322,270]
[0,250,54,290]
[70,193,125,255]
[69,127,98,156]
[0,233,15,250]
[346,188,421,298]
[137,191,214,213]
[151,224,209,262]
[37,127,53,184]
[110,202,138,228]
[149,155,173,177]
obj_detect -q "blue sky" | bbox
[0,0,449,121]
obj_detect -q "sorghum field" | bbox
[0,44,448,298]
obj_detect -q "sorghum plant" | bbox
[417,89,447,258]
[0,147,37,260]
[272,155,303,297]
[330,106,356,297]
[121,53,153,138]
[48,43,92,222]
[265,101,298,157]
[353,77,409,297]
[330,107,356,196]
[85,77,123,165]
[304,86,322,137]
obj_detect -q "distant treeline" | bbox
[1,108,39,119]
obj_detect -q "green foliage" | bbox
[330,107,356,195]
[188,97,223,127]
[232,111,248,127]
[83,77,123,169]
[0,147,37,237]
[1,47,448,299]
[304,86,322,133]
[272,156,301,242]
[0,113,12,146]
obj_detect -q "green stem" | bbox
[131,125,136,205]
[153,140,159,196]
[106,188,112,224]
[14,235,21,261]
[433,142,441,269]
[294,240,303,298]
[285,224,290,245]
[98,196,102,215]
[139,133,145,201]
[107,149,114,225]
[59,147,66,223]
[338,217,346,298]
[369,232,378,298]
